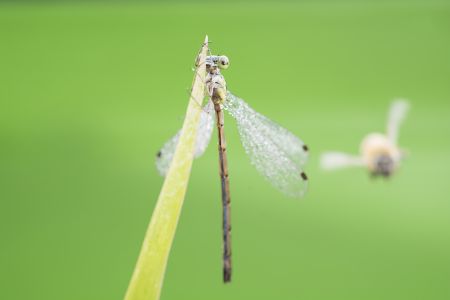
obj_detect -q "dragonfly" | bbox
[156,53,309,283]
[320,99,410,177]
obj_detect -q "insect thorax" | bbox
[206,55,229,104]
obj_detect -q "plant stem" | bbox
[124,35,209,300]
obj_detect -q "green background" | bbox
[1,1,449,299]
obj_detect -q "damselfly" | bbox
[156,52,309,283]
[320,99,410,177]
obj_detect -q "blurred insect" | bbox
[156,52,309,283]
[320,99,410,177]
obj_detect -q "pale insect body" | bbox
[320,99,410,177]
[156,51,309,283]
[360,133,401,176]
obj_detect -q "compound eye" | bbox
[218,56,230,69]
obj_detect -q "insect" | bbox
[156,52,309,283]
[320,99,410,177]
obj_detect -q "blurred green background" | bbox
[1,1,450,299]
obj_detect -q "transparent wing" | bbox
[387,99,410,145]
[223,92,309,198]
[320,152,365,170]
[155,101,214,176]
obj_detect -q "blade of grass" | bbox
[124,35,209,300]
